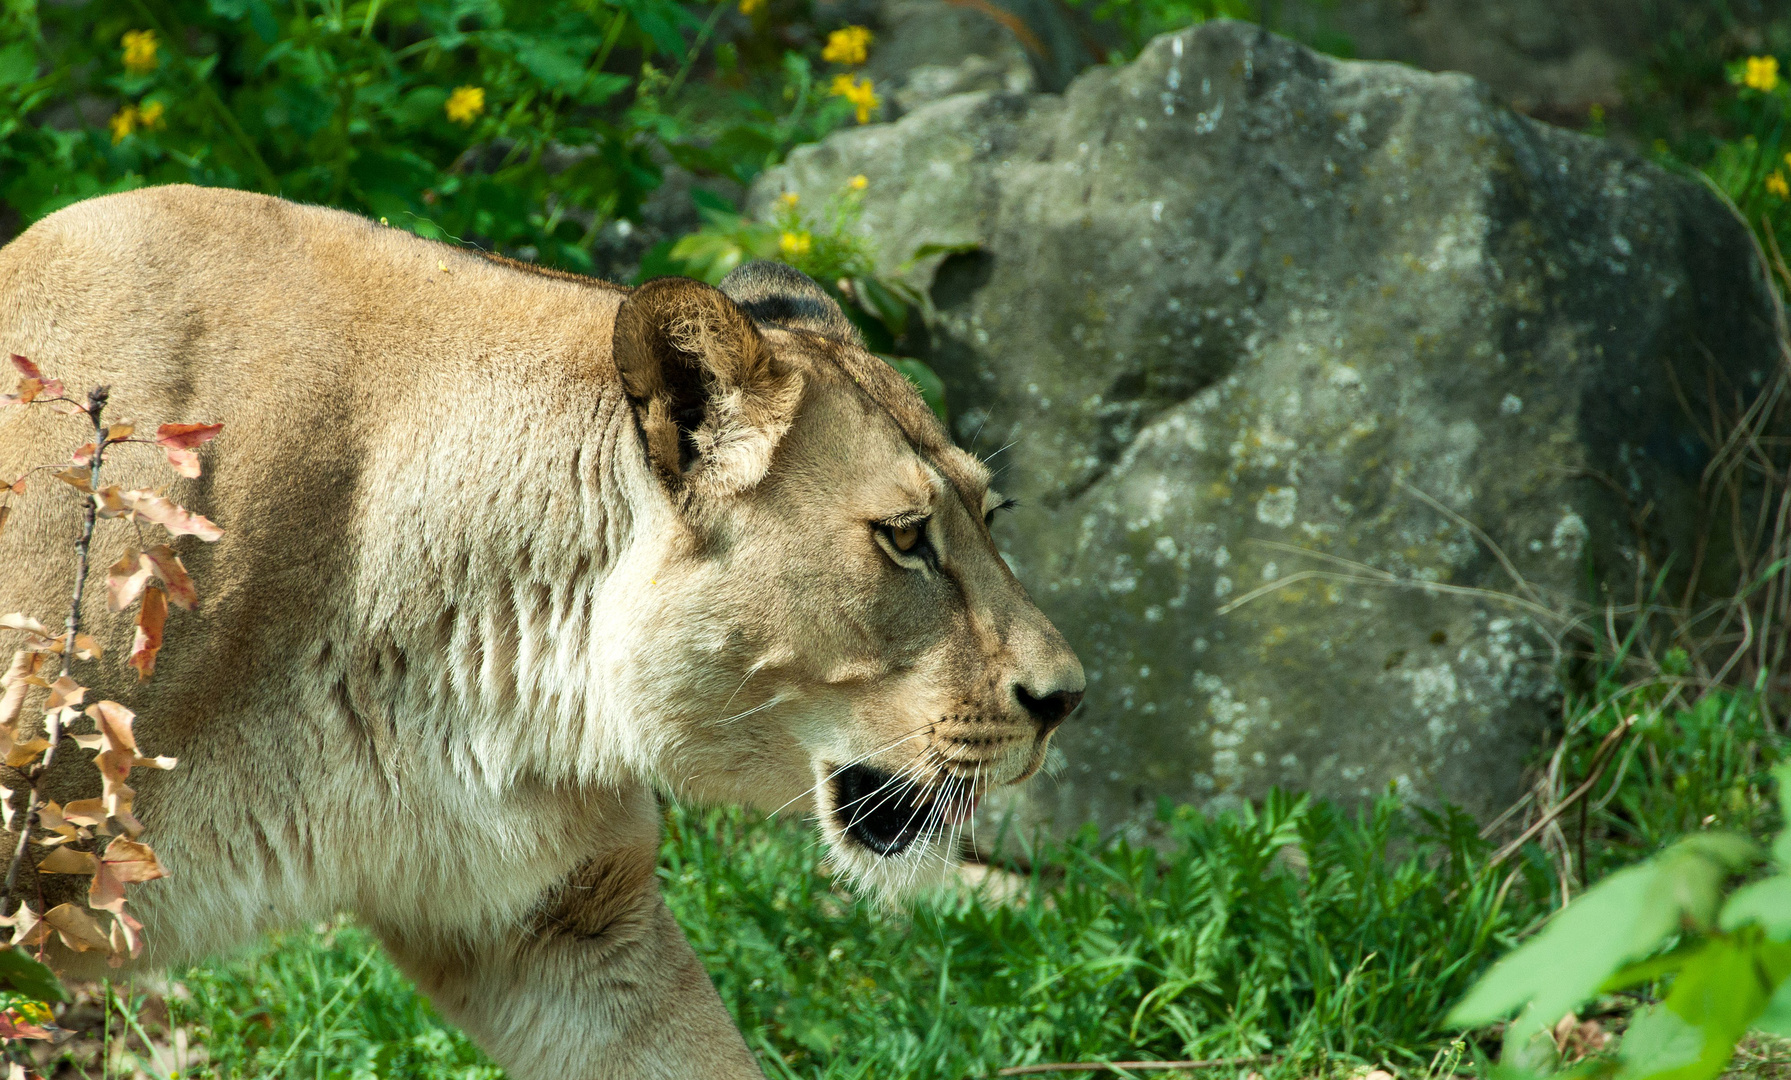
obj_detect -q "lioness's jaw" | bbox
[612,276,802,498]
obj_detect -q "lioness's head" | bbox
[608,262,1082,895]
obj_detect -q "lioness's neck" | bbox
[343,364,680,794]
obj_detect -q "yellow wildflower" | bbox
[110,106,138,144]
[1745,55,1780,93]
[445,85,485,125]
[848,174,868,190]
[779,192,800,207]
[1769,171,1790,199]
[121,29,159,74]
[829,74,879,124]
[822,26,872,66]
[138,99,166,130]
[780,231,812,257]
[738,0,764,14]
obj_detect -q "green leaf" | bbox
[1721,873,1791,939]
[0,946,67,1003]
[0,41,36,87]
[1448,833,1759,1043]
[1615,931,1791,1080]
[1754,966,1791,1038]
[883,356,947,422]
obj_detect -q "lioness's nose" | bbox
[1015,686,1083,733]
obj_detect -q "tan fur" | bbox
[0,186,1082,1078]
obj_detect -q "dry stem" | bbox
[2,386,110,917]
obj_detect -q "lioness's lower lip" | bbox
[830,763,975,857]
[941,790,980,826]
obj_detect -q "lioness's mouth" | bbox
[830,763,979,858]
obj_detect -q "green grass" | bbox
[36,684,1776,1080]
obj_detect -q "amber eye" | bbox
[889,524,921,552]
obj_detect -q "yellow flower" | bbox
[121,29,159,74]
[829,74,879,124]
[138,99,166,130]
[110,106,138,144]
[822,26,872,66]
[738,0,764,14]
[1769,171,1789,199]
[1745,55,1780,93]
[779,192,800,207]
[445,85,485,125]
[848,174,868,190]
[780,231,812,257]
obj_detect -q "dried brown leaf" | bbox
[0,650,38,729]
[144,545,196,610]
[42,903,109,952]
[88,861,124,912]
[93,485,128,518]
[155,422,223,450]
[61,798,106,828]
[0,1011,51,1041]
[8,906,46,947]
[53,466,90,493]
[70,634,100,660]
[0,613,54,641]
[0,504,8,539]
[163,447,201,478]
[106,549,153,612]
[69,442,95,466]
[37,847,97,874]
[2,736,48,769]
[43,676,84,712]
[119,490,222,542]
[101,838,166,884]
[108,907,143,959]
[105,422,134,441]
[128,587,166,681]
[84,701,138,754]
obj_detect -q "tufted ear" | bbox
[613,277,803,497]
[718,261,862,343]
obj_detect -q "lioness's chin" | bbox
[814,762,985,903]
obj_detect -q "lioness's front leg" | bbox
[380,845,762,1080]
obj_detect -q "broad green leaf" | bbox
[1615,931,1791,1080]
[1754,968,1791,1038]
[1449,833,1759,1039]
[1721,873,1791,939]
[883,356,948,422]
[0,945,67,1003]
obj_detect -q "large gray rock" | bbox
[751,21,1782,838]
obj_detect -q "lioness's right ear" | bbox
[613,277,802,497]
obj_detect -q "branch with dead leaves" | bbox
[0,356,222,1051]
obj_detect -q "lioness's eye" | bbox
[874,519,932,567]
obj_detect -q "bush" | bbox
[0,0,865,270]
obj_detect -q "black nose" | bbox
[1015,686,1083,733]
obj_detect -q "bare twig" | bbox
[1487,714,1636,871]
[2,385,109,917]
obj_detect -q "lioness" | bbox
[0,185,1083,1076]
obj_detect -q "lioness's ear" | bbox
[718,261,862,344]
[613,277,802,496]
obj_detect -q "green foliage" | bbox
[0,946,65,1005]
[170,920,498,1078]
[1450,762,1791,1080]
[652,177,949,420]
[0,0,856,270]
[664,788,1531,1077]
